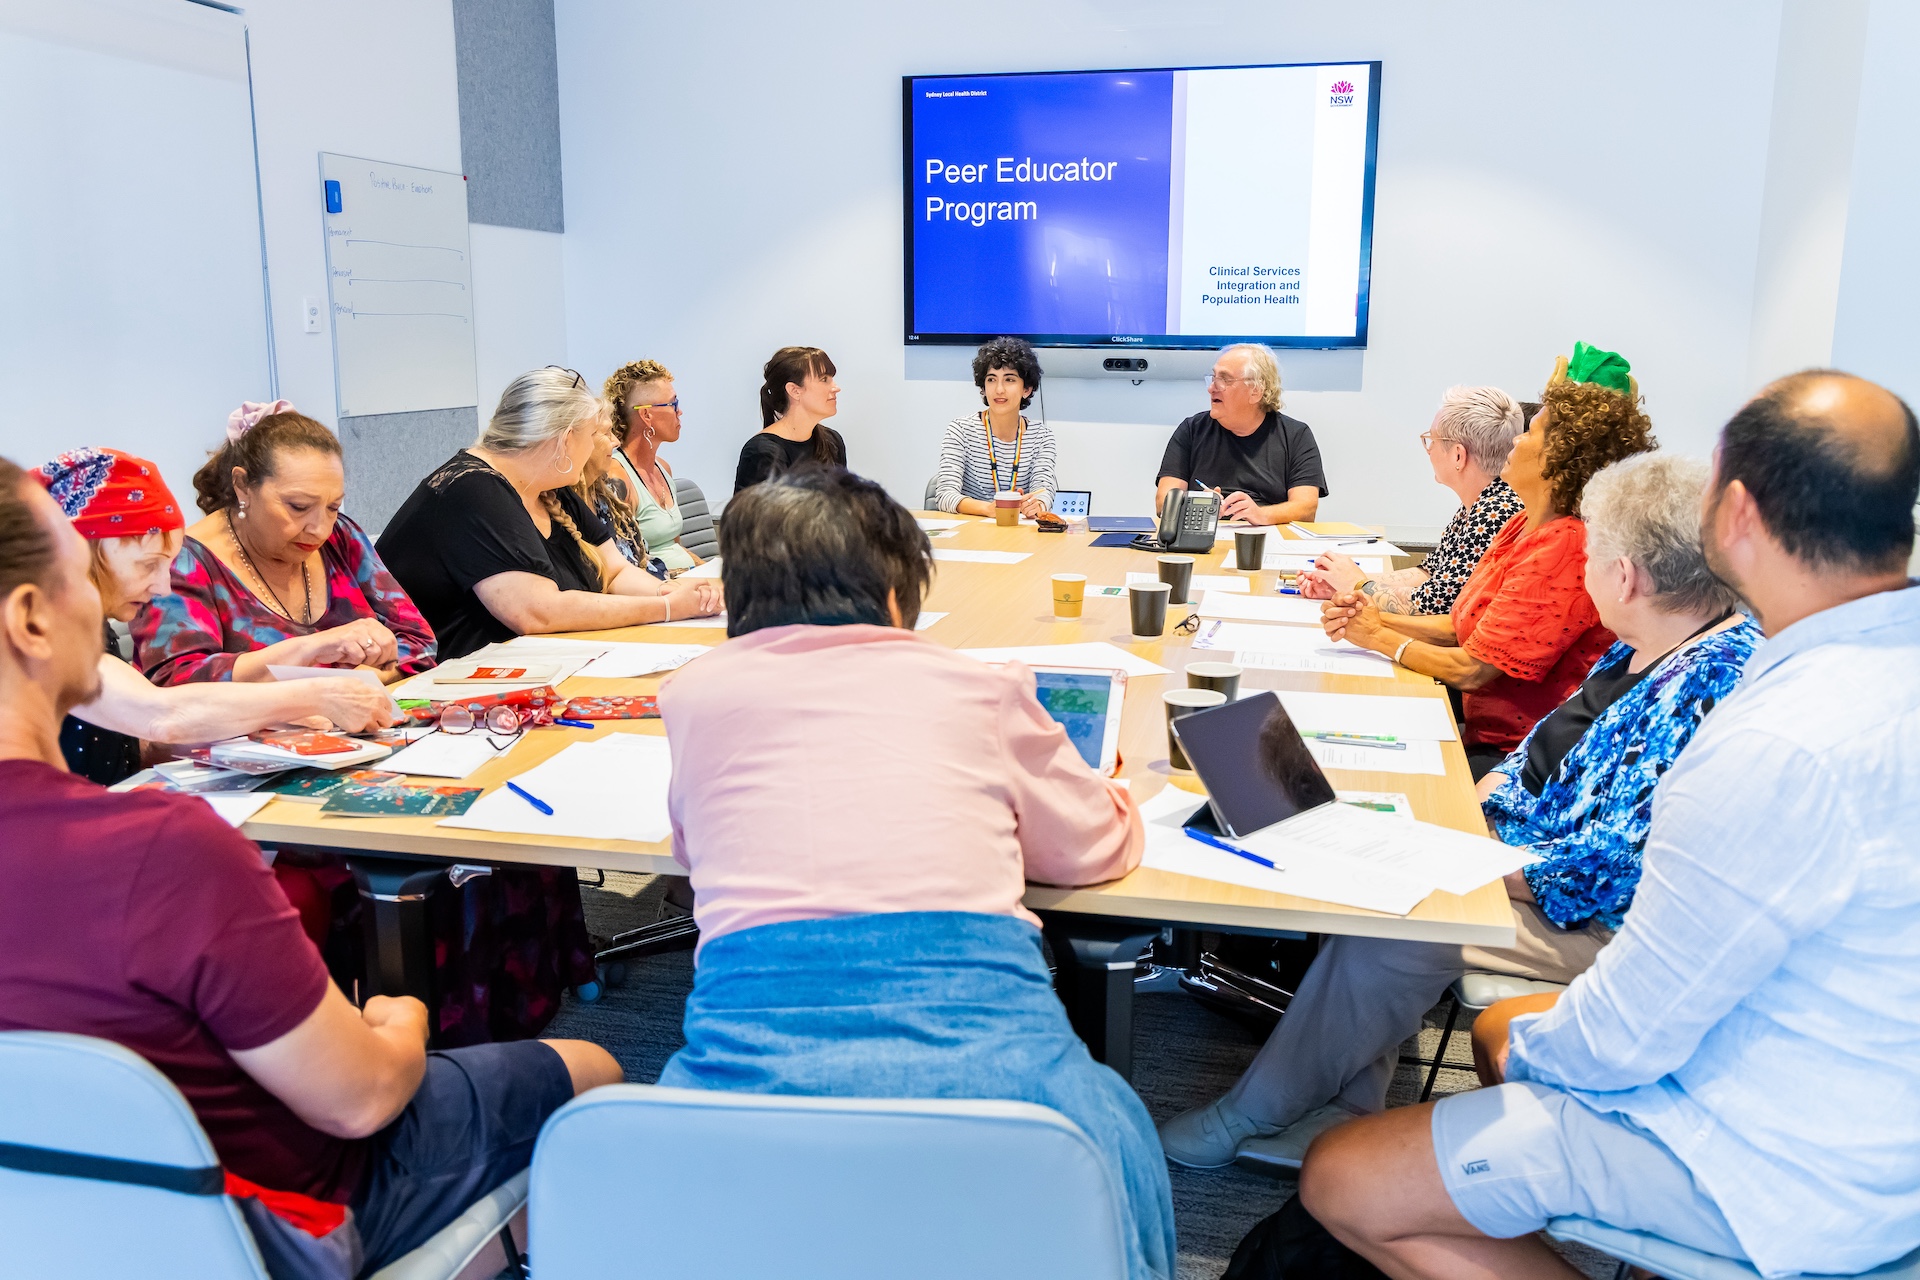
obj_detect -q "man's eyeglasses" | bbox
[546,365,586,390]
[1206,372,1253,389]
[630,397,680,414]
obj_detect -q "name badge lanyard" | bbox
[984,417,1023,493]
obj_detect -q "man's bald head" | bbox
[1713,370,1919,572]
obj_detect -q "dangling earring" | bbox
[237,501,247,520]
[554,440,575,476]
[643,425,656,446]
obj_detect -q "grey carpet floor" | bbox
[544,872,1616,1279]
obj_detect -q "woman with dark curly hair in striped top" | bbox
[1320,342,1658,776]
[931,336,1058,518]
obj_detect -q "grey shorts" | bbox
[1431,1081,1746,1260]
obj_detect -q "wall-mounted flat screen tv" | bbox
[904,61,1381,350]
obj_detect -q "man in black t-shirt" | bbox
[1154,344,1328,526]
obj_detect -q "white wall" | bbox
[555,0,1785,525]
[1831,0,1920,411]
[236,1,564,467]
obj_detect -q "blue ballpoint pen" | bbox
[1184,826,1281,871]
[552,717,595,730]
[505,781,554,815]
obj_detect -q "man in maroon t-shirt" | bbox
[0,459,622,1270]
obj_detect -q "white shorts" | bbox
[1431,1082,1746,1260]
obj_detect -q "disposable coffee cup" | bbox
[1185,661,1243,701]
[1051,573,1086,619]
[1128,580,1171,637]
[995,490,1021,527]
[1157,555,1196,604]
[1233,528,1268,571]
[1163,688,1228,771]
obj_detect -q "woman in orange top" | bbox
[1324,344,1656,776]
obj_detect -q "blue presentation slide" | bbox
[907,63,1378,347]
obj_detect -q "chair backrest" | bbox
[672,475,719,560]
[923,474,940,511]
[0,1031,266,1279]
[530,1086,1131,1279]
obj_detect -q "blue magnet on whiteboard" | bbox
[324,180,342,213]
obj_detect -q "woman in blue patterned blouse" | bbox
[1161,453,1760,1172]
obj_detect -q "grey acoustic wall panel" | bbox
[339,406,479,534]
[453,0,564,232]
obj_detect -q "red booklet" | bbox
[253,730,360,756]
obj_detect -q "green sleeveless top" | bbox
[612,449,696,571]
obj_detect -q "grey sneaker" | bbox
[1158,1096,1280,1169]
[1232,1103,1359,1175]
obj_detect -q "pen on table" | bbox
[505,781,554,815]
[1306,732,1408,751]
[552,717,596,730]
[1184,827,1282,871]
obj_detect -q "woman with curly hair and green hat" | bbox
[1321,342,1657,776]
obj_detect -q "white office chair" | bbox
[1548,1217,1920,1280]
[1404,973,1569,1100]
[530,1085,1131,1279]
[0,1030,526,1280]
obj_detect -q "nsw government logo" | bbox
[1329,80,1355,107]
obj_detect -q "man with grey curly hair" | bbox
[1303,385,1527,613]
[1154,343,1328,526]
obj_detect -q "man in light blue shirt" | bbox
[1299,371,1920,1279]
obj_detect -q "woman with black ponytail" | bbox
[732,346,848,493]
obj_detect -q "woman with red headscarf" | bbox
[37,446,398,787]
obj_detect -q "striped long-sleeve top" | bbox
[932,413,1058,513]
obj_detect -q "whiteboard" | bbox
[320,154,478,418]
[0,0,269,495]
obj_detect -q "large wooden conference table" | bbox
[244,517,1513,1075]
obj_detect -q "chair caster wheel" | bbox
[596,960,627,989]
[573,980,603,1003]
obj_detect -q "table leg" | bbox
[347,857,444,1011]
[1041,917,1161,1081]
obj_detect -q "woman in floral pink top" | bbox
[135,405,592,1046]
[133,411,435,684]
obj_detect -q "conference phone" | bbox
[1133,486,1221,553]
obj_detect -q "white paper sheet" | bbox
[381,733,514,780]
[932,549,1031,564]
[201,794,273,827]
[1189,620,1395,677]
[958,641,1170,677]
[439,734,674,843]
[1275,689,1459,741]
[1195,592,1326,625]
[573,643,710,679]
[916,517,967,531]
[1136,789,1430,915]
[1336,791,1414,819]
[1221,548,1389,573]
[679,559,722,579]
[1128,572,1248,594]
[1236,802,1531,898]
[1305,737,1446,776]
[914,612,949,631]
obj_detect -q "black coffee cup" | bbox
[1157,555,1195,605]
[1185,661,1243,701]
[1128,581,1171,637]
[1163,688,1227,770]
[1233,528,1268,572]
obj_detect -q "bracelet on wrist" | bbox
[1393,638,1412,666]
[663,595,672,623]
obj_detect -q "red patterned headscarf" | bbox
[35,448,186,541]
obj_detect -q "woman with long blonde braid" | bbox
[379,366,721,661]
[602,358,703,570]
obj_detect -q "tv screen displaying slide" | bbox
[903,62,1380,350]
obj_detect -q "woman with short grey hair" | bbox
[1161,451,1762,1175]
[1303,385,1527,613]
